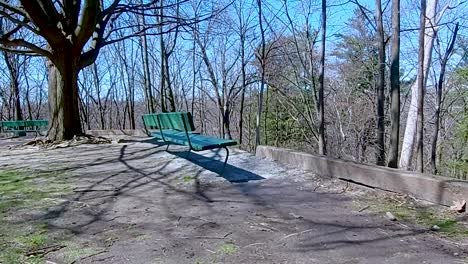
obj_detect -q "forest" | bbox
[0,0,467,179]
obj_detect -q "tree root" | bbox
[13,134,112,149]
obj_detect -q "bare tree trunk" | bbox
[128,74,136,130]
[92,63,106,129]
[375,0,386,165]
[223,103,232,139]
[160,60,166,112]
[264,85,269,145]
[164,54,177,112]
[431,23,459,174]
[415,0,427,173]
[255,0,266,149]
[317,0,327,155]
[159,0,167,113]
[275,102,279,147]
[191,33,197,115]
[248,84,253,151]
[24,67,33,120]
[388,0,401,168]
[239,47,247,145]
[84,86,91,130]
[138,1,155,114]
[238,12,247,146]
[35,83,44,120]
[399,0,438,169]
[3,52,23,121]
[118,44,136,129]
[199,76,205,134]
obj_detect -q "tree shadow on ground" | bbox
[2,139,464,262]
[131,137,265,182]
[167,147,265,183]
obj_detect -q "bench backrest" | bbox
[0,120,48,130]
[142,112,196,132]
[141,115,159,130]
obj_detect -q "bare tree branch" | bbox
[0,38,52,57]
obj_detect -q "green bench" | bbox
[0,120,48,136]
[142,112,237,173]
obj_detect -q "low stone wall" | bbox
[256,145,468,206]
[86,129,148,137]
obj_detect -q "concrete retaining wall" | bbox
[86,129,148,137]
[256,145,468,206]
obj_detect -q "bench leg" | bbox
[221,147,229,175]
[185,148,191,159]
[165,143,171,151]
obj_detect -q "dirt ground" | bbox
[0,136,467,264]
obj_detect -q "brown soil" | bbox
[0,137,466,264]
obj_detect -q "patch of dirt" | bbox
[0,138,467,264]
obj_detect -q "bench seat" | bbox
[142,112,237,174]
[150,130,237,151]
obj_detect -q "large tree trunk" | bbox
[388,0,401,168]
[47,52,83,140]
[399,0,438,169]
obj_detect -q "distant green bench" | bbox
[142,112,237,173]
[0,120,48,136]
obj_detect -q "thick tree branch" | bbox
[0,24,22,39]
[0,1,28,17]
[0,45,44,56]
[0,38,51,57]
[19,0,64,46]
[75,0,101,49]
[0,11,40,35]
[63,0,81,32]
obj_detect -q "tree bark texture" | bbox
[415,0,427,173]
[317,0,327,155]
[375,0,385,165]
[47,52,82,140]
[388,0,401,168]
